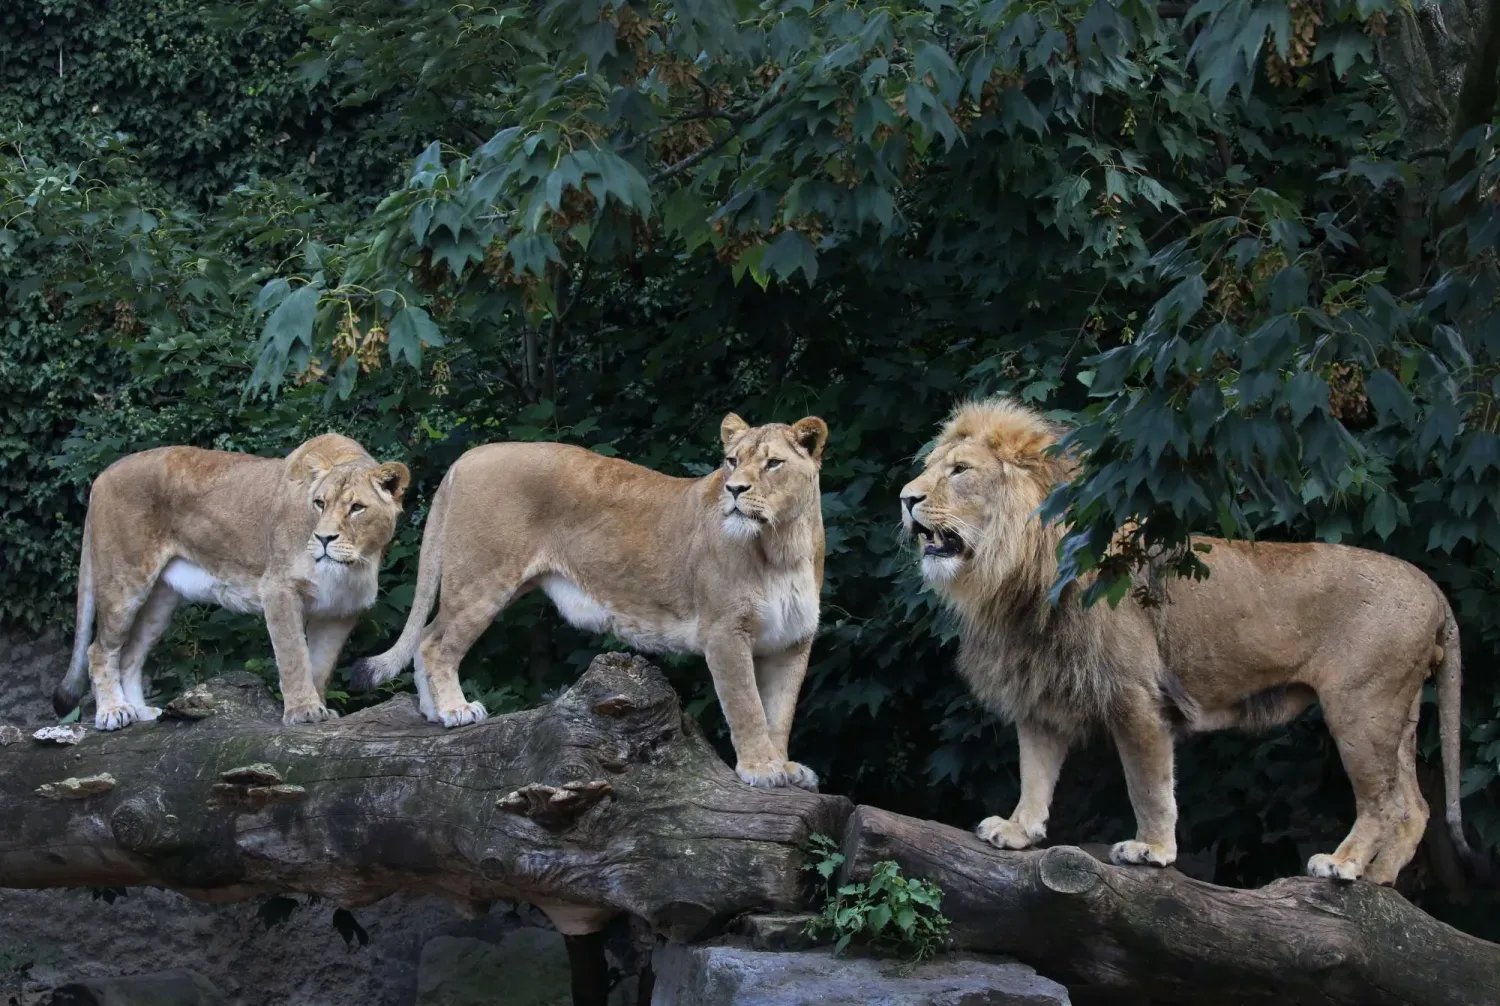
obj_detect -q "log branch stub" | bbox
[0,655,851,945]
[840,805,1500,1006]
[1036,844,1101,895]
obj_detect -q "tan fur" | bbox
[56,434,410,729]
[899,398,1475,884]
[350,415,829,790]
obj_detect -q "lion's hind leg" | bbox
[418,578,518,728]
[1308,671,1423,884]
[1360,690,1429,885]
[116,577,179,724]
[88,574,158,731]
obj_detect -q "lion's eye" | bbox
[725,457,737,469]
[765,458,783,470]
[349,503,365,515]
[313,499,325,510]
[951,462,970,476]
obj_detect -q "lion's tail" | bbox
[349,468,450,692]
[1436,594,1485,878]
[54,508,95,716]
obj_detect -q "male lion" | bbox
[899,398,1475,884]
[55,434,410,730]
[349,414,828,789]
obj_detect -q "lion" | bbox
[349,413,828,790]
[899,398,1476,884]
[54,434,411,730]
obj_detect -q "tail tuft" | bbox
[348,656,394,693]
[52,682,83,718]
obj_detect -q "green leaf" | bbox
[1367,492,1398,540]
[761,229,818,285]
[1363,370,1416,426]
[265,285,320,354]
[388,306,443,369]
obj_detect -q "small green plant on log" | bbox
[802,832,951,961]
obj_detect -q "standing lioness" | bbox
[55,434,410,729]
[899,398,1476,885]
[350,414,828,790]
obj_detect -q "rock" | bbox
[416,929,573,1006]
[36,773,117,800]
[738,914,826,953]
[0,724,23,745]
[31,725,86,746]
[45,968,224,1005]
[648,945,1072,1006]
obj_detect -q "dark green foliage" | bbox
[3,0,1500,940]
[803,833,952,961]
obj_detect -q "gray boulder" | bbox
[649,945,1070,1005]
[45,969,224,1005]
[416,930,572,1006]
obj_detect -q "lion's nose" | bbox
[315,533,340,547]
[726,483,749,499]
[901,493,926,515]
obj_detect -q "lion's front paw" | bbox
[1306,853,1361,882]
[736,759,790,789]
[435,701,488,728]
[129,704,162,723]
[283,702,339,726]
[783,761,819,792]
[95,704,140,731]
[975,816,1043,850]
[1109,839,1176,867]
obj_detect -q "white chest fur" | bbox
[540,574,699,654]
[306,559,378,618]
[753,565,820,654]
[161,557,376,619]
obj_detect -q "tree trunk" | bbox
[840,805,1500,1006]
[0,653,851,945]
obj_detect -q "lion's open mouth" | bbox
[911,520,966,558]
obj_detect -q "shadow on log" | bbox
[0,653,851,945]
[841,805,1500,1006]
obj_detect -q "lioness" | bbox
[55,434,410,730]
[350,414,828,789]
[899,398,1475,884]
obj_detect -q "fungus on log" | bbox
[0,653,851,945]
[840,805,1500,1006]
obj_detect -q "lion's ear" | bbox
[372,462,411,503]
[791,416,828,466]
[720,412,751,448]
[290,451,336,485]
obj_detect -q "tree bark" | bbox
[840,805,1500,1006]
[0,653,851,944]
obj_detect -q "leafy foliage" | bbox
[803,833,952,961]
[3,0,1500,940]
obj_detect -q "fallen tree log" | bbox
[841,805,1500,1006]
[4,654,1498,1006]
[0,652,850,944]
